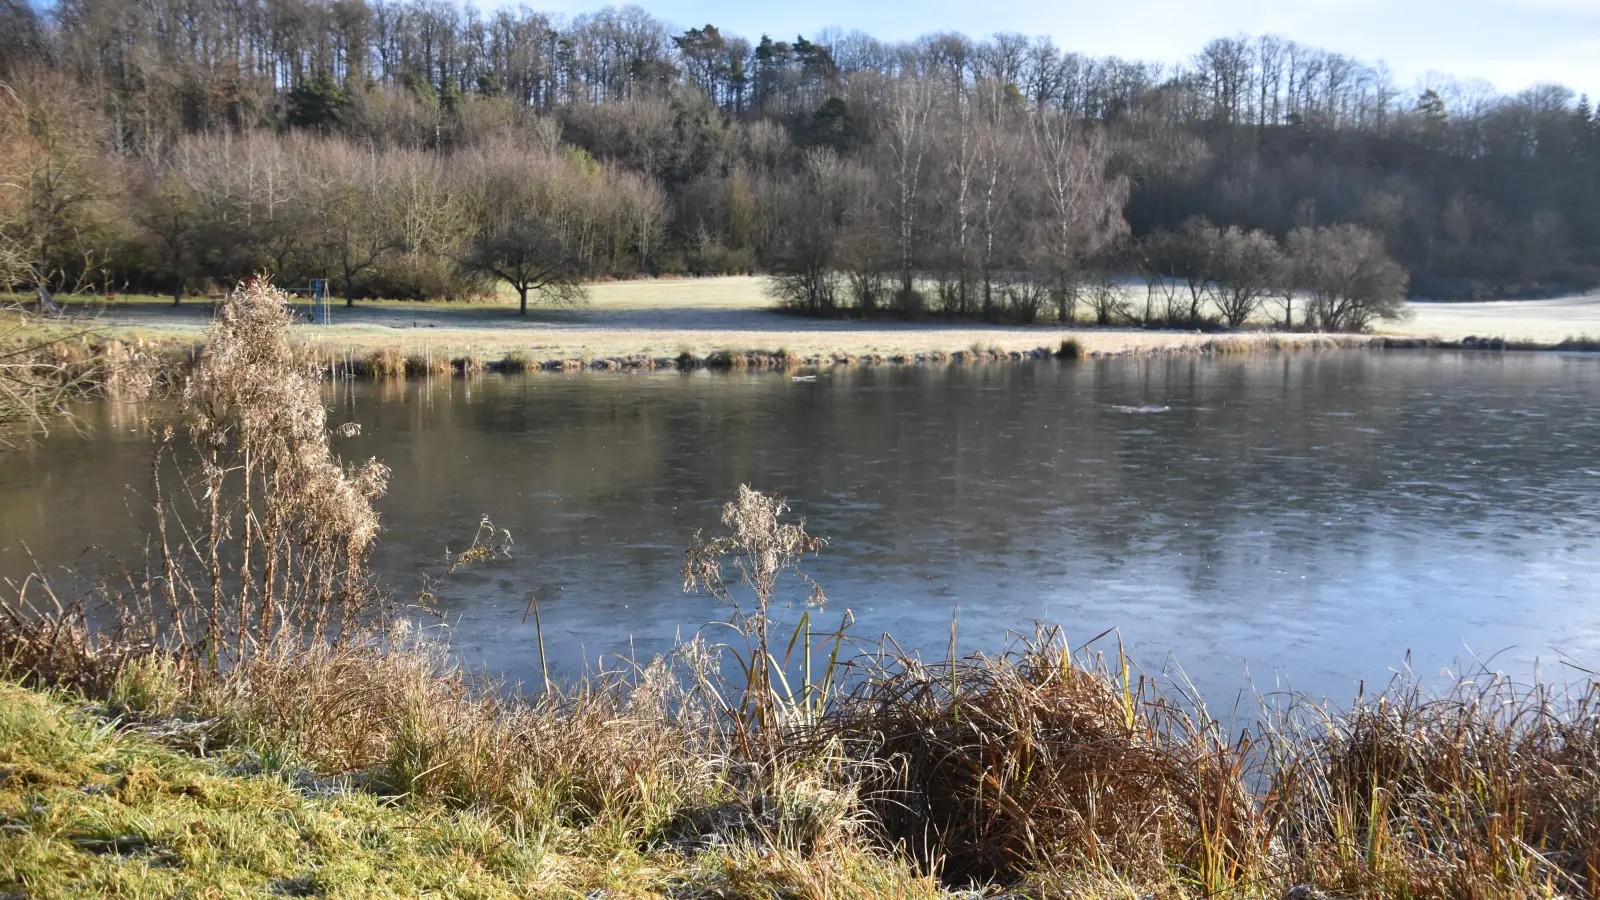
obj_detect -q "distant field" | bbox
[1396,291,1600,342]
[11,277,1600,360]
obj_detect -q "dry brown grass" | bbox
[827,634,1261,890]
[1264,674,1600,899]
[0,310,180,442]
[362,346,406,378]
[498,348,532,373]
[6,595,1598,899]
[190,635,715,833]
[404,350,453,377]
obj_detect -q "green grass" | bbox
[0,678,949,900]
[0,680,559,898]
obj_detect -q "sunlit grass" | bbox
[0,680,564,899]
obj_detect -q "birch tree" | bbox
[880,74,934,314]
[1028,112,1128,324]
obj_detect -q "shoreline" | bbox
[15,276,1600,378]
[19,275,1600,390]
[36,329,1600,393]
[449,333,1595,375]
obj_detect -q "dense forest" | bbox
[1,0,1597,322]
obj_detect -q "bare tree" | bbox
[971,79,1024,320]
[0,71,127,294]
[458,145,587,313]
[1290,224,1409,331]
[1212,226,1284,328]
[466,213,586,313]
[313,143,395,305]
[134,170,199,304]
[930,79,979,315]
[1082,271,1130,325]
[879,74,934,314]
[1146,218,1224,327]
[767,150,859,314]
[1027,112,1129,325]
[453,140,672,313]
[1000,272,1048,323]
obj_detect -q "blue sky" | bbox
[533,0,1600,97]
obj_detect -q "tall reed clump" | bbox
[1203,338,1256,355]
[683,485,832,754]
[405,350,452,377]
[1,279,391,679]
[363,346,406,378]
[0,306,178,442]
[2,333,96,437]
[1264,674,1600,899]
[182,279,391,660]
[827,634,1262,890]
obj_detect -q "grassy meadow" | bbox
[16,278,1594,376]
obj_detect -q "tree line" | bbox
[1,0,1596,319]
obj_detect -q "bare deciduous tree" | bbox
[1213,226,1284,328]
[458,144,589,314]
[767,150,859,315]
[1028,113,1128,324]
[880,74,934,314]
[1290,224,1409,331]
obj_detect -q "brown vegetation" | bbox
[0,311,178,443]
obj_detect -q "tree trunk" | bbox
[519,285,529,314]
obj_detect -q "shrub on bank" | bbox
[497,349,532,373]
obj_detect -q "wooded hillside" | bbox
[2,0,1596,309]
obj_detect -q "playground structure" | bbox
[285,279,331,324]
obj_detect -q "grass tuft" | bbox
[704,349,748,370]
[497,349,532,373]
[404,352,452,377]
[1202,338,1255,355]
[831,631,1260,886]
[1056,338,1085,360]
[363,347,406,378]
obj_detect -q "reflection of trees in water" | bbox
[1091,354,1401,601]
[349,359,1585,607]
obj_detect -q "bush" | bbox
[404,351,451,376]
[363,347,406,378]
[498,348,532,373]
